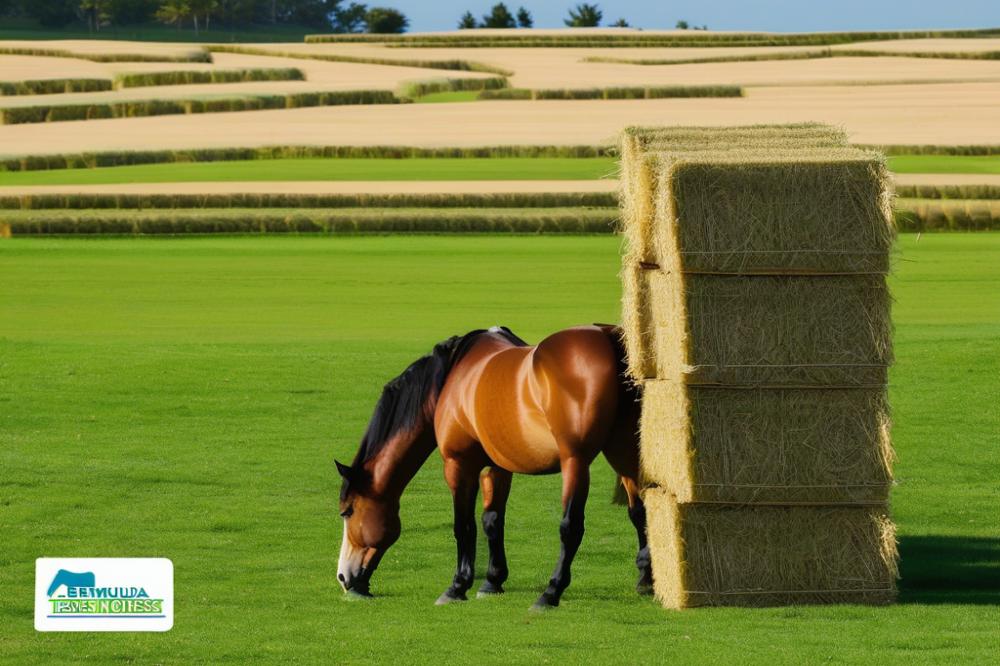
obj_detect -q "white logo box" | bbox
[35,558,173,632]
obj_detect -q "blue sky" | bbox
[386,1,1000,33]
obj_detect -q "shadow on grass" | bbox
[898,536,1000,605]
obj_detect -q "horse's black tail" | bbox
[593,323,642,506]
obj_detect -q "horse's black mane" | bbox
[351,326,527,470]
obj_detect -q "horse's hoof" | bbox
[529,593,559,611]
[476,582,504,598]
[344,590,373,601]
[435,591,467,606]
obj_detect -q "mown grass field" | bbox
[0,234,997,663]
[0,158,618,185]
[888,155,1000,174]
[0,155,997,186]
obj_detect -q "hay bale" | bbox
[639,270,892,385]
[619,125,852,269]
[643,488,898,608]
[622,123,848,158]
[648,151,895,274]
[623,149,894,273]
[639,381,893,504]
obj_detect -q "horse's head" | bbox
[335,459,401,596]
[333,329,522,597]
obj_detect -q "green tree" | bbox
[515,5,531,28]
[675,19,689,29]
[457,10,477,29]
[23,0,78,26]
[611,17,628,27]
[365,6,406,33]
[80,0,113,30]
[334,1,366,32]
[188,0,217,33]
[290,0,342,29]
[564,3,601,27]
[109,0,159,24]
[481,2,514,28]
[155,0,190,29]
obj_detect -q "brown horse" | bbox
[335,325,649,610]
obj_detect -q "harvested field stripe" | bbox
[302,27,1000,47]
[0,191,619,210]
[113,68,305,88]
[0,207,619,235]
[398,76,508,99]
[895,184,1000,199]
[0,46,211,63]
[0,78,113,96]
[0,146,614,173]
[479,85,743,100]
[207,45,512,76]
[584,48,1000,66]
[868,145,1000,156]
[894,199,1000,231]
[894,173,1000,187]
[0,90,400,125]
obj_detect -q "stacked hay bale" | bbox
[620,124,899,609]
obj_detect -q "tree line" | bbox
[458,3,628,29]
[457,3,706,30]
[0,0,409,33]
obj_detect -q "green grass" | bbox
[888,155,1000,174]
[0,234,998,663]
[412,91,482,104]
[0,158,619,185]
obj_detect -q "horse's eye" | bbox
[340,505,354,519]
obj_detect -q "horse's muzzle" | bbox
[339,567,373,596]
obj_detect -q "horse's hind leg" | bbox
[620,476,653,595]
[532,455,591,610]
[436,456,482,605]
[603,443,653,595]
[477,466,512,597]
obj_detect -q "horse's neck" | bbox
[367,426,437,499]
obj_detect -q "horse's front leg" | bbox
[533,456,590,610]
[436,457,480,605]
[477,465,512,597]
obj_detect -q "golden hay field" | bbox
[0,52,495,106]
[276,42,1000,88]
[1,35,999,156]
[1,82,998,154]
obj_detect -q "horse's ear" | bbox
[335,460,353,480]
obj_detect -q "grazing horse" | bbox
[335,325,649,610]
